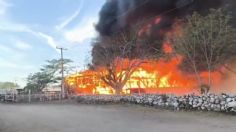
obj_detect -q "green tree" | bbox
[170,9,236,93]
[0,82,19,89]
[24,59,73,93]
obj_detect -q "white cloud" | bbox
[0,0,29,34]
[14,40,32,50]
[0,0,58,52]
[0,44,15,54]
[0,60,18,68]
[64,19,97,43]
[0,0,10,16]
[0,21,32,33]
[0,44,29,63]
[0,57,34,87]
[56,0,84,30]
[0,57,34,69]
[36,32,59,52]
[0,23,59,52]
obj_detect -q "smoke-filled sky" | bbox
[96,0,226,36]
[92,0,235,67]
[0,0,234,87]
[0,0,105,86]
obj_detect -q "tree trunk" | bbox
[115,88,122,95]
[208,66,212,89]
[192,62,203,93]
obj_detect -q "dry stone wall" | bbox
[77,94,236,113]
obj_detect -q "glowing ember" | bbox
[93,87,114,95]
[138,24,152,36]
[154,16,161,24]
[163,42,173,53]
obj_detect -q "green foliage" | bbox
[24,59,73,93]
[0,82,19,89]
[170,8,236,89]
[172,8,236,72]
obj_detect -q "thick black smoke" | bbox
[96,0,232,36]
[92,0,236,66]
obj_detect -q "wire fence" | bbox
[0,93,67,103]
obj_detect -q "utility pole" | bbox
[56,46,67,99]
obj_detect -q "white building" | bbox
[42,85,61,94]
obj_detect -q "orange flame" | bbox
[65,17,222,95]
[163,42,173,53]
[65,44,222,95]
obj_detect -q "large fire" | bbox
[65,43,222,95]
[65,16,222,95]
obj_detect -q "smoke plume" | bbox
[92,0,236,66]
[96,0,234,36]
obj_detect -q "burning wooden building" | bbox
[65,0,235,95]
[65,56,221,95]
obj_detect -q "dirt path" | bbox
[0,104,236,132]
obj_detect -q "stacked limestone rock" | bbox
[76,94,236,113]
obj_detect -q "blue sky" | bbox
[0,0,106,86]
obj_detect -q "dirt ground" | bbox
[0,103,236,132]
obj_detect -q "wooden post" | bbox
[28,89,31,103]
[4,94,6,102]
[12,92,14,102]
[59,92,61,101]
